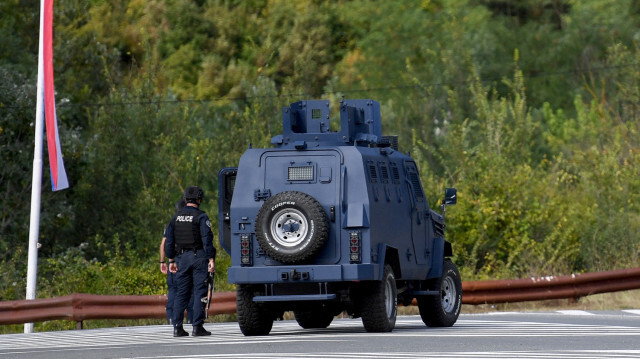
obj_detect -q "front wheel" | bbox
[361,264,397,332]
[417,260,462,327]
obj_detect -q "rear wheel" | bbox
[417,260,462,327]
[361,264,397,332]
[293,308,334,329]
[237,285,274,336]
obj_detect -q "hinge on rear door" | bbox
[254,189,271,201]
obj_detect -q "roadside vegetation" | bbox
[1,0,639,332]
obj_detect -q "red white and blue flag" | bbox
[39,0,68,191]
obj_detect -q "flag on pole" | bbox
[25,0,68,333]
[41,0,69,191]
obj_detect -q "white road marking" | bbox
[556,310,596,316]
[482,311,521,315]
[1,312,640,358]
[114,350,640,359]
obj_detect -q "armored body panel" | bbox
[219,99,460,335]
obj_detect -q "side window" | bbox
[404,161,425,202]
[378,162,389,184]
[367,160,378,183]
[389,162,400,184]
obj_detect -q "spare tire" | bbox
[255,191,329,264]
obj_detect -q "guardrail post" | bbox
[569,296,581,304]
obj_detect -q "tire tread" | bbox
[417,260,462,327]
[255,191,329,264]
[237,285,273,336]
[361,264,397,332]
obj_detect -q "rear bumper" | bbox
[253,293,337,302]
[228,263,379,284]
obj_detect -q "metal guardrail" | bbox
[461,266,640,305]
[462,268,640,304]
[0,292,237,328]
[1,267,639,328]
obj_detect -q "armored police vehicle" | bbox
[218,99,461,336]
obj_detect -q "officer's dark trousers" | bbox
[166,272,193,324]
[173,249,208,327]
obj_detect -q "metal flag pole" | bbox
[25,0,47,334]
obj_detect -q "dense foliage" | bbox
[1,0,639,327]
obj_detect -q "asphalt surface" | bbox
[1,310,640,359]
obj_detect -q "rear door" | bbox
[261,151,342,263]
[218,167,237,254]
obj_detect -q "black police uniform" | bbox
[163,225,193,324]
[165,205,216,333]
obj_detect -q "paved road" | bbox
[1,310,640,359]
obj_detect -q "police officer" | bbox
[165,186,216,337]
[159,198,192,325]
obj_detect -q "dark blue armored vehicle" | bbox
[218,99,460,336]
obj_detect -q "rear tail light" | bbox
[349,231,361,263]
[240,234,252,266]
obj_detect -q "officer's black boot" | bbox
[173,325,189,337]
[192,324,211,337]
